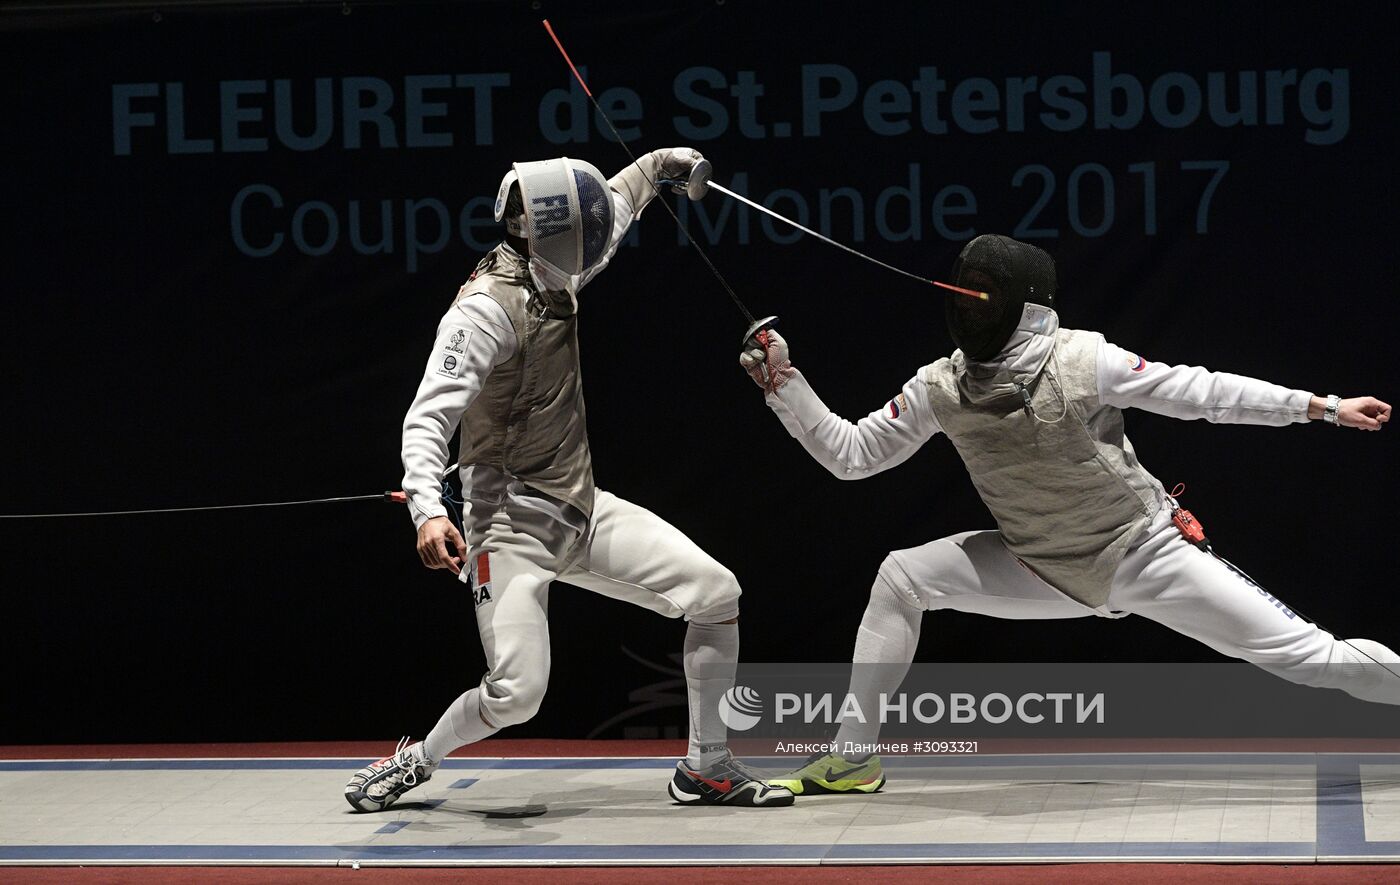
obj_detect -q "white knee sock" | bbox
[683,620,739,769]
[833,573,923,756]
[423,687,499,763]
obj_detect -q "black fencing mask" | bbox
[946,235,1057,361]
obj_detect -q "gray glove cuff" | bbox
[608,148,705,218]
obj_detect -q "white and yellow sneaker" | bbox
[767,751,884,795]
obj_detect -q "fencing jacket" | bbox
[454,246,594,518]
[400,189,633,532]
[764,305,1312,607]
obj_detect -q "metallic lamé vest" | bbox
[923,329,1165,607]
[456,247,595,518]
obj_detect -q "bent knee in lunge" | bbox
[873,556,928,613]
[682,561,741,623]
[848,562,926,667]
[478,664,550,728]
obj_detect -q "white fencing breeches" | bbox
[461,488,741,729]
[865,503,1400,705]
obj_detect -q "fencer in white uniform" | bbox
[345,151,792,810]
[741,234,1395,796]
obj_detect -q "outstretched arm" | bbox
[1097,339,1390,430]
[740,330,941,479]
[572,148,710,294]
[608,147,710,220]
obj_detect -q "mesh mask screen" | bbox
[948,240,1015,360]
[518,161,575,273]
[946,235,1056,360]
[573,167,612,271]
[511,158,614,278]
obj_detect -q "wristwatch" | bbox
[1323,394,1341,426]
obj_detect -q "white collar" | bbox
[956,304,1060,401]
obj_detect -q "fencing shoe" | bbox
[767,751,885,795]
[344,737,439,812]
[668,752,795,807]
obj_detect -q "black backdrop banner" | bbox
[2,1,1395,744]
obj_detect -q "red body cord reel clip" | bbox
[1167,483,1209,550]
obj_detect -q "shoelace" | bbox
[392,736,421,787]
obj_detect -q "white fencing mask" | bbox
[494,158,613,293]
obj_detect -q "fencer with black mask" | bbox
[741,233,1395,796]
[345,149,793,811]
